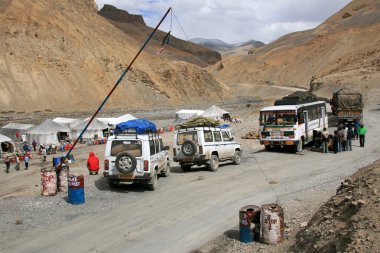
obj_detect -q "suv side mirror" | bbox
[230,137,234,141]
[163,146,170,151]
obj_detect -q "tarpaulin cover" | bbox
[332,88,363,110]
[176,117,219,129]
[114,119,157,134]
[219,124,231,129]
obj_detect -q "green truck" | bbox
[330,88,363,124]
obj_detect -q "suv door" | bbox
[212,130,224,159]
[221,130,234,158]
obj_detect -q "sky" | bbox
[95,0,352,44]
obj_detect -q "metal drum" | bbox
[58,165,69,192]
[52,157,61,167]
[261,204,284,245]
[239,205,261,243]
[41,167,57,196]
[68,174,85,205]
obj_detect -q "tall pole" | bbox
[58,7,172,169]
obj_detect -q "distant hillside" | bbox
[0,0,229,112]
[99,5,222,67]
[210,0,380,104]
[190,38,265,53]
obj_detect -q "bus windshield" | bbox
[260,110,296,126]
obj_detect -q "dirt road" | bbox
[1,106,379,253]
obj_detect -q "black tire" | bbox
[295,139,303,153]
[208,155,219,172]
[265,145,271,151]
[181,140,197,156]
[108,179,119,188]
[147,172,158,191]
[161,160,171,177]
[233,151,242,165]
[181,164,192,172]
[115,152,137,174]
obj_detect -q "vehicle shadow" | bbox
[94,177,147,192]
[170,163,232,173]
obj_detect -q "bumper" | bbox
[173,154,207,163]
[103,171,152,180]
[260,140,299,146]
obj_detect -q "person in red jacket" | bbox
[87,152,100,175]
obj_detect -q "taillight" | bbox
[104,159,109,171]
[173,148,177,156]
[198,145,203,154]
[144,160,149,171]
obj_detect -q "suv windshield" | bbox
[260,110,296,126]
[111,140,142,157]
[177,131,198,145]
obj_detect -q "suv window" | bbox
[159,139,164,151]
[213,131,222,142]
[222,131,231,141]
[150,140,156,155]
[177,131,198,145]
[155,139,160,154]
[204,130,213,142]
[111,140,142,157]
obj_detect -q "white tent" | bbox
[201,105,230,120]
[0,133,15,155]
[1,123,35,141]
[98,114,136,126]
[27,119,71,145]
[175,110,204,124]
[52,117,82,128]
[73,118,108,139]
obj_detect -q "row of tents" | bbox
[0,114,136,153]
[175,105,230,124]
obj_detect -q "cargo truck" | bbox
[330,88,363,124]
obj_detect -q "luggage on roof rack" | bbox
[114,119,157,135]
[274,91,320,105]
[176,116,219,129]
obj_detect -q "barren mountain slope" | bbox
[211,0,380,103]
[99,4,222,68]
[0,0,229,113]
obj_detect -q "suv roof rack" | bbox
[114,129,159,139]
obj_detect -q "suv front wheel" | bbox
[208,155,219,172]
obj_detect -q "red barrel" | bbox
[261,204,284,244]
[58,165,69,192]
[41,167,57,196]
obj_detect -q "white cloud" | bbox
[95,0,351,44]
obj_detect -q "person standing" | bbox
[41,146,47,162]
[321,128,330,153]
[337,127,345,152]
[354,120,360,140]
[32,139,37,152]
[15,154,20,171]
[342,125,348,151]
[347,125,354,151]
[87,152,100,175]
[358,124,367,147]
[4,154,11,173]
[24,155,29,170]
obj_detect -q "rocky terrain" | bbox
[0,0,228,113]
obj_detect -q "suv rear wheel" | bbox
[147,172,158,191]
[208,155,219,172]
[181,164,192,172]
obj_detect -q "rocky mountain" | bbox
[0,0,228,113]
[210,0,380,103]
[99,5,222,68]
[190,38,265,53]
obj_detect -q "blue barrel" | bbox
[239,205,261,243]
[52,157,61,167]
[68,174,85,205]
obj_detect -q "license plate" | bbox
[117,174,133,180]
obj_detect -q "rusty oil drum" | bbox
[68,174,85,205]
[260,204,284,244]
[239,205,261,243]
[41,167,57,196]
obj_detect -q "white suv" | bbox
[173,127,242,172]
[104,132,170,191]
